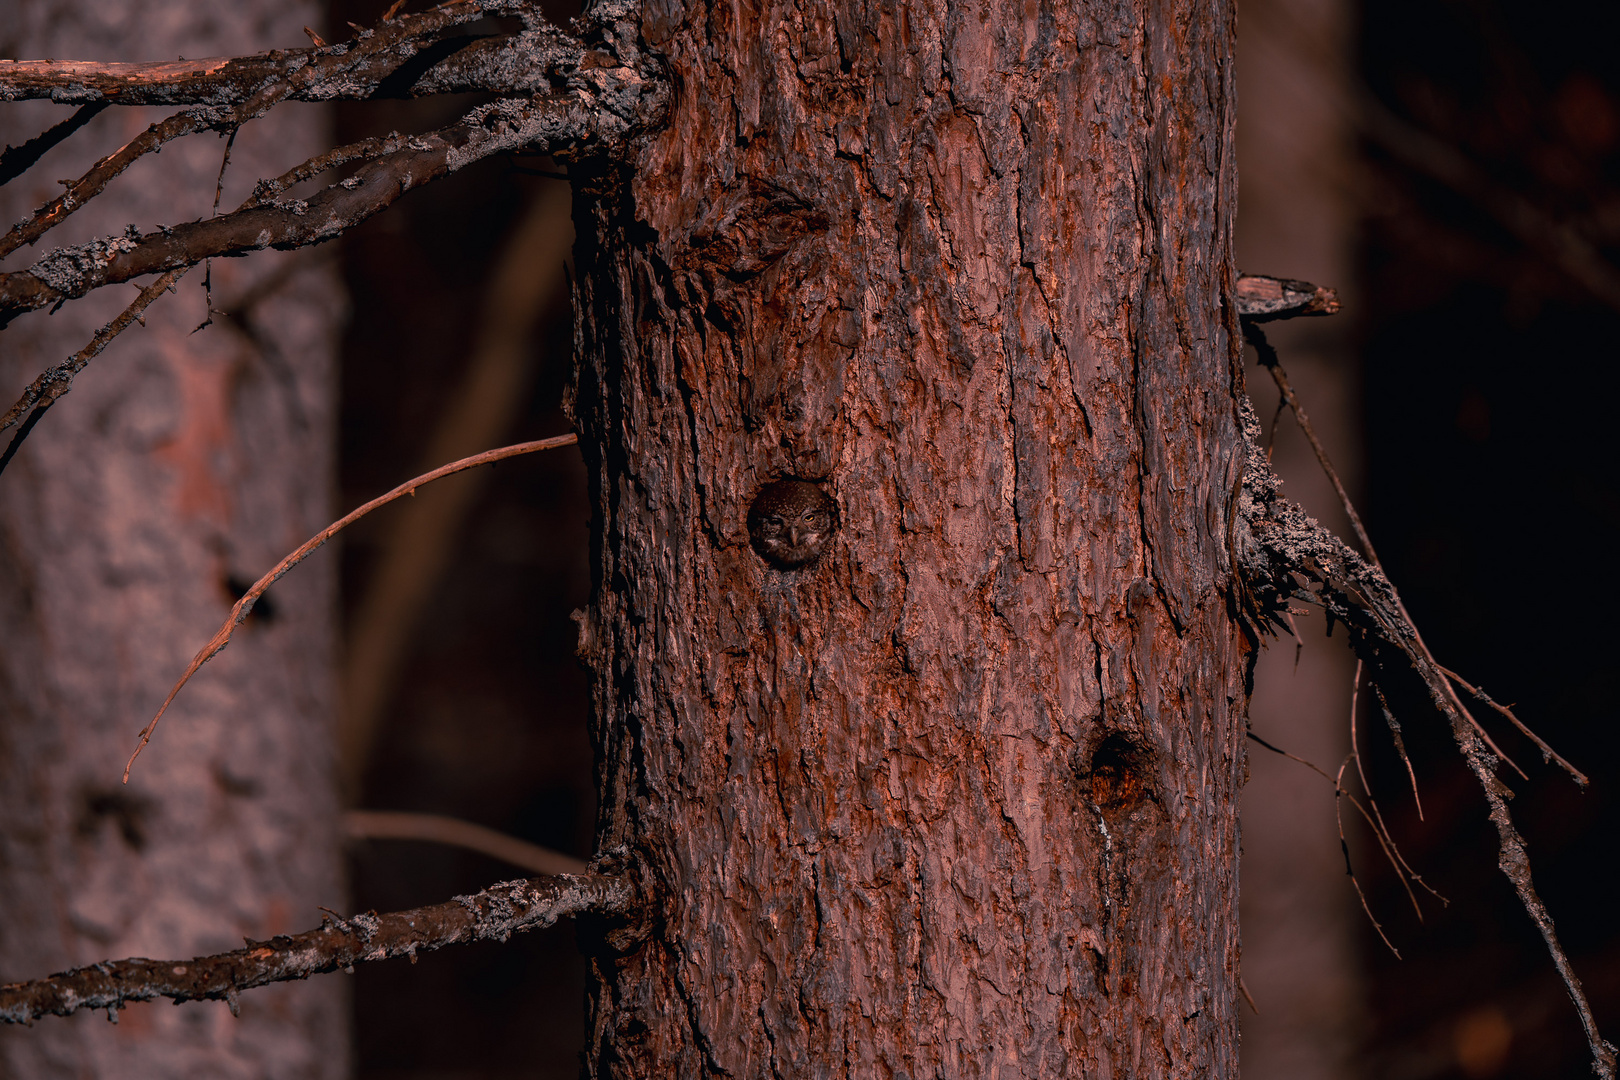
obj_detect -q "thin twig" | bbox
[0,1,503,261]
[1246,729,1447,910]
[1239,396,1615,1079]
[345,810,589,876]
[1243,320,1527,780]
[0,873,631,1025]
[1372,681,1425,819]
[1348,662,1431,918]
[0,93,625,325]
[0,267,190,476]
[196,127,240,332]
[124,433,578,781]
[1335,757,1401,958]
[1437,664,1588,787]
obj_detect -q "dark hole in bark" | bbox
[1088,734,1148,812]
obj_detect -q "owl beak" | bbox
[788,526,801,547]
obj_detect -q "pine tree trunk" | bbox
[0,2,347,1075]
[571,0,1246,1073]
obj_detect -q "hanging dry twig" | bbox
[1244,728,1424,954]
[0,873,630,1025]
[1371,681,1424,819]
[1236,275,1615,1079]
[1334,756,1401,958]
[1347,662,1445,911]
[124,434,579,781]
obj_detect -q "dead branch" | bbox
[126,433,579,781]
[1233,273,1341,322]
[0,2,526,261]
[1437,663,1589,785]
[1237,393,1617,1080]
[0,873,630,1025]
[0,21,582,107]
[0,92,622,327]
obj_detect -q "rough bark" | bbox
[569,0,1246,1074]
[0,1,347,1075]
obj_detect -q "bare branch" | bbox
[0,22,584,106]
[1243,316,1530,779]
[1237,396,1617,1080]
[238,131,412,209]
[0,3,523,261]
[1233,273,1341,322]
[0,873,631,1025]
[125,434,579,781]
[1437,664,1589,787]
[0,108,215,260]
[0,89,627,326]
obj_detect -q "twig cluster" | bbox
[1234,279,1616,1079]
[0,0,664,473]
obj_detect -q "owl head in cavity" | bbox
[747,480,838,569]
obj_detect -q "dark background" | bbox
[1356,1,1620,1077]
[324,0,1620,1076]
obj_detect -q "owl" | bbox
[747,480,837,569]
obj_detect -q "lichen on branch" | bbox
[0,874,633,1026]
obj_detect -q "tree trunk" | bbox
[0,1,347,1075]
[571,0,1246,1073]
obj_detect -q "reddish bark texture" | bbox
[570,0,1246,1074]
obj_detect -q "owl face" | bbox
[747,480,837,569]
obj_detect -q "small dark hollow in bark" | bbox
[1085,734,1153,814]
